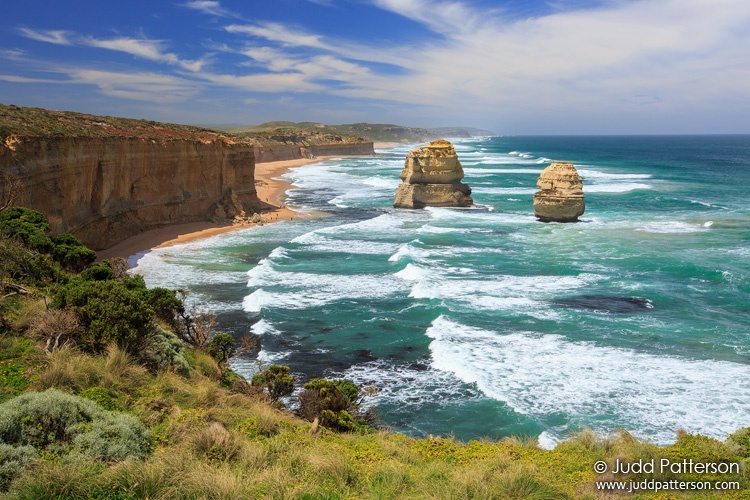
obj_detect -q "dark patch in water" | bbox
[552,295,654,313]
[352,349,377,362]
[407,362,430,371]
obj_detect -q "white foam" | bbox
[251,318,281,336]
[577,169,652,180]
[472,187,537,195]
[244,269,407,312]
[584,183,652,193]
[426,316,750,444]
[394,263,431,281]
[537,431,560,450]
[691,200,728,209]
[636,221,710,234]
[243,289,273,313]
[338,359,478,408]
[388,242,430,262]
[363,176,401,189]
[463,168,542,175]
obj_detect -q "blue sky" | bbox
[1,0,749,134]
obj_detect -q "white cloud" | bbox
[226,23,330,50]
[69,69,200,103]
[18,28,74,45]
[371,0,486,35]
[182,1,233,17]
[83,36,209,72]
[198,71,324,93]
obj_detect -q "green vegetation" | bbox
[0,103,231,142]
[1,206,749,498]
[251,364,296,403]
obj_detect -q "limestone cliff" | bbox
[249,134,374,163]
[533,161,585,222]
[393,140,473,209]
[0,105,261,249]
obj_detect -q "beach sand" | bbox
[97,156,335,261]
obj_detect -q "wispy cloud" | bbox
[370,0,487,35]
[197,71,323,93]
[18,28,74,45]
[182,1,234,17]
[69,69,200,103]
[83,37,209,72]
[226,23,330,50]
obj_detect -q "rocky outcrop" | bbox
[533,161,585,222]
[393,140,473,209]
[2,135,261,249]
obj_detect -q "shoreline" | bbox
[96,156,337,262]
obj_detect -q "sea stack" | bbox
[393,139,473,209]
[533,161,585,222]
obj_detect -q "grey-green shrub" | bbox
[139,324,190,376]
[0,443,37,490]
[0,389,150,461]
[72,412,151,461]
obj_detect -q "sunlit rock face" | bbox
[533,161,585,222]
[393,140,473,209]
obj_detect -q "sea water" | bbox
[132,135,750,447]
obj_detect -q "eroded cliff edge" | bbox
[0,105,262,250]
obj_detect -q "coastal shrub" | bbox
[251,364,296,402]
[138,324,190,376]
[206,333,235,365]
[147,287,184,327]
[0,443,38,490]
[80,260,114,281]
[53,277,154,354]
[726,427,750,457]
[0,207,52,253]
[0,233,61,284]
[298,378,362,432]
[0,389,150,461]
[51,233,95,273]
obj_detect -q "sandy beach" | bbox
[97,156,336,261]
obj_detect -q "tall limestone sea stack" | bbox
[393,140,473,209]
[533,161,585,222]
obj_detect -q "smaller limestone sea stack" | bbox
[393,140,473,209]
[533,161,585,222]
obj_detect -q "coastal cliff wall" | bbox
[1,135,260,250]
[252,136,374,163]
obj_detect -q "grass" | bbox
[2,302,750,498]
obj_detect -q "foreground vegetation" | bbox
[1,207,749,498]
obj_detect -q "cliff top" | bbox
[230,121,496,143]
[0,103,236,143]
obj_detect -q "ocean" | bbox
[132,135,750,448]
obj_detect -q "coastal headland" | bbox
[0,104,374,252]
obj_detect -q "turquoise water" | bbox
[133,135,750,447]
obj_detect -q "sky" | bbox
[1,0,749,134]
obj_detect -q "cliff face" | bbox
[533,161,585,222]
[1,135,261,249]
[393,140,473,209]
[251,135,374,163]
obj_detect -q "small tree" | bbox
[206,333,235,365]
[0,207,52,253]
[53,278,154,354]
[251,364,296,402]
[51,233,95,272]
[298,378,363,432]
